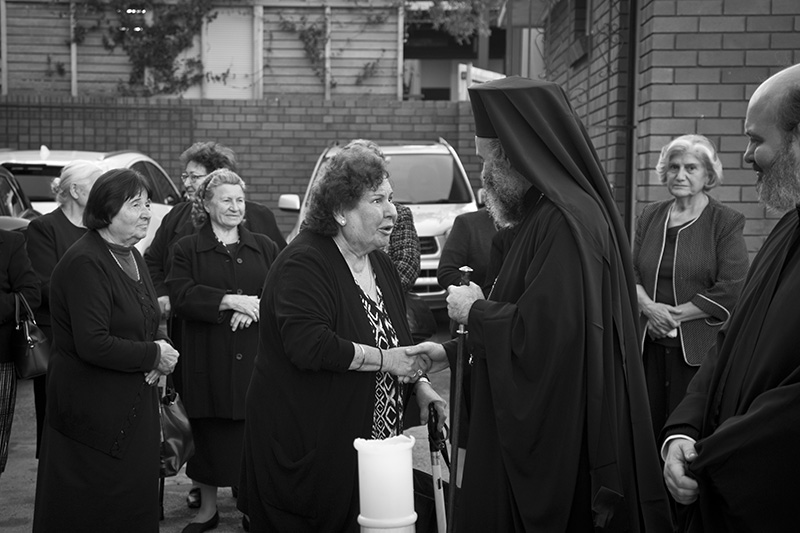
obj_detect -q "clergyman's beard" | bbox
[756,139,800,212]
[482,164,529,229]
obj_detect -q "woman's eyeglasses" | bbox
[180,172,205,183]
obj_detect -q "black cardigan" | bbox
[241,229,413,531]
[633,197,749,365]
[47,230,167,457]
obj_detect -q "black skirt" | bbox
[33,386,160,533]
[186,417,245,487]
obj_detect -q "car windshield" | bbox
[316,153,471,205]
[2,164,60,202]
[386,154,471,204]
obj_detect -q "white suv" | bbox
[278,138,478,309]
[0,147,181,252]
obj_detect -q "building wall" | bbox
[0,0,401,99]
[543,0,800,259]
[637,0,800,258]
[542,0,633,209]
[0,96,480,236]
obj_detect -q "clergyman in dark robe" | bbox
[662,62,800,531]
[410,76,671,532]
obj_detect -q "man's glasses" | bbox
[180,172,205,183]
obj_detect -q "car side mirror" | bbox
[278,194,301,212]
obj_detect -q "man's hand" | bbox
[405,342,449,374]
[664,438,699,505]
[447,282,484,325]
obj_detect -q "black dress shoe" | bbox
[181,511,219,533]
[186,487,201,509]
[242,514,250,532]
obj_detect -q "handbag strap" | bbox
[15,293,35,323]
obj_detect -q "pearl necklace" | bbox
[108,248,140,281]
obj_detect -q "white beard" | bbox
[756,140,800,212]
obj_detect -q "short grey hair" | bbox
[655,134,723,190]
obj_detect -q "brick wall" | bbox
[0,96,480,236]
[637,0,800,259]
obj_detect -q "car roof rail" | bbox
[101,149,143,159]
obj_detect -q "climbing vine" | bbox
[67,0,216,96]
[278,14,333,87]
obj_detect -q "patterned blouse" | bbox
[356,277,404,439]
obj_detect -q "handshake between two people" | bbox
[392,280,486,384]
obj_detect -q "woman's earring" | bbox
[339,218,346,226]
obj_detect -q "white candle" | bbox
[353,435,417,532]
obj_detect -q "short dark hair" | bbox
[83,169,153,230]
[302,142,388,237]
[179,141,238,173]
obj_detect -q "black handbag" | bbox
[12,292,50,380]
[159,377,195,477]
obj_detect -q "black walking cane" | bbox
[447,265,472,533]
[427,403,450,533]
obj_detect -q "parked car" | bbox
[278,138,478,309]
[0,165,40,231]
[0,147,181,251]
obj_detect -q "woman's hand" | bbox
[383,346,427,384]
[155,340,179,375]
[221,294,260,321]
[158,295,171,319]
[414,380,447,432]
[643,301,681,337]
[405,342,449,374]
[230,310,256,331]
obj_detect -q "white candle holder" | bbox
[353,435,417,532]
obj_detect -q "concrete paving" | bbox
[1,317,453,532]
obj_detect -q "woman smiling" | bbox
[166,169,280,532]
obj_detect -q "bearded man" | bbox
[409,76,671,532]
[662,64,800,531]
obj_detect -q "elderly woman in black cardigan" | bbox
[237,141,446,532]
[33,169,179,532]
[634,134,749,438]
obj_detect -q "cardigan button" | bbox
[235,353,243,361]
[236,258,243,264]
